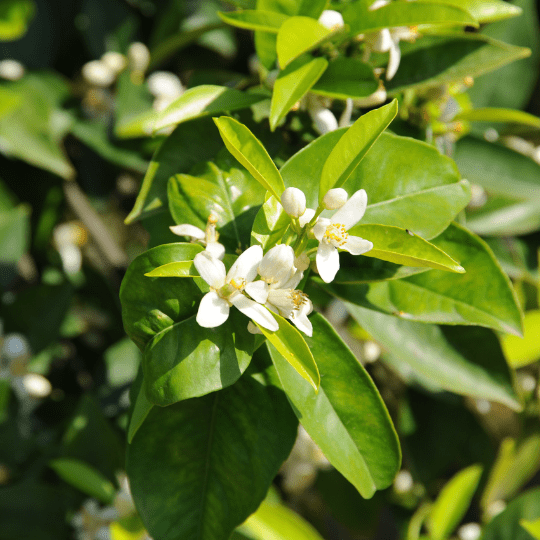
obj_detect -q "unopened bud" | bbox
[147,71,184,98]
[101,52,127,74]
[310,107,338,135]
[318,10,344,30]
[281,187,306,218]
[323,188,348,210]
[128,42,150,73]
[82,60,115,87]
[22,373,52,399]
[0,59,24,81]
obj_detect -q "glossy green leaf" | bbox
[126,357,298,540]
[251,195,290,250]
[347,305,521,409]
[120,243,204,350]
[145,260,198,278]
[49,458,116,504]
[153,86,266,132]
[127,371,153,444]
[218,10,289,32]
[320,100,398,199]
[256,311,319,391]
[311,57,379,99]
[482,488,540,540]
[427,464,483,540]
[214,117,285,199]
[501,311,540,368]
[270,56,328,130]
[428,0,522,23]
[0,0,35,41]
[350,224,465,273]
[143,312,254,406]
[268,313,401,498]
[386,34,531,95]
[343,1,477,34]
[297,0,326,18]
[125,117,223,223]
[455,108,540,128]
[276,16,334,68]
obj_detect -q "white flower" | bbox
[299,208,316,228]
[313,189,373,283]
[281,187,306,218]
[318,10,344,30]
[323,188,348,210]
[0,59,24,81]
[82,60,116,87]
[193,246,278,331]
[101,52,126,74]
[128,42,150,73]
[170,214,225,260]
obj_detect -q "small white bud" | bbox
[318,10,344,30]
[310,107,338,135]
[323,188,348,210]
[281,187,306,218]
[298,208,316,228]
[458,523,482,540]
[3,334,30,361]
[0,59,25,81]
[82,60,116,87]
[147,71,184,98]
[21,373,52,398]
[101,52,126,74]
[393,470,413,493]
[128,42,150,73]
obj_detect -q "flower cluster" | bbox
[170,187,373,335]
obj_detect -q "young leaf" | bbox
[427,0,522,23]
[346,304,521,410]
[270,56,328,130]
[145,260,198,277]
[153,86,266,132]
[256,311,320,391]
[126,358,298,540]
[521,519,540,540]
[455,107,540,128]
[349,224,465,273]
[267,313,401,498]
[276,16,335,68]
[427,464,483,540]
[218,10,289,32]
[501,310,540,368]
[213,117,285,199]
[250,195,290,250]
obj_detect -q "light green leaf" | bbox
[153,86,266,132]
[347,305,521,409]
[387,34,531,95]
[427,0,522,23]
[501,310,540,368]
[269,56,328,130]
[350,224,465,273]
[267,313,401,498]
[521,519,540,540]
[0,0,35,41]
[319,100,398,199]
[49,458,116,504]
[427,465,483,540]
[455,108,540,128]
[214,116,285,199]
[218,10,289,32]
[257,311,319,391]
[311,57,379,100]
[276,16,335,68]
[145,261,198,278]
[126,355,298,540]
[251,195,290,250]
[343,0,477,34]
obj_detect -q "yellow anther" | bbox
[289,290,308,310]
[324,223,348,247]
[208,214,218,225]
[230,278,246,291]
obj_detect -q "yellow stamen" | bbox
[324,223,348,247]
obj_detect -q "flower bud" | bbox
[309,107,338,135]
[323,188,348,210]
[82,60,115,87]
[318,10,344,30]
[128,42,150,73]
[281,187,306,218]
[101,52,127,74]
[0,59,24,81]
[147,71,184,98]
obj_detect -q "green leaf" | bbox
[250,195,290,250]
[319,100,398,199]
[0,0,35,41]
[343,1,477,34]
[49,458,116,504]
[482,488,540,540]
[427,464,483,540]
[114,71,154,138]
[270,56,328,130]
[347,305,521,409]
[311,57,379,100]
[125,117,223,224]
[218,10,289,32]
[501,311,540,368]
[126,356,298,540]
[213,116,285,199]
[153,86,266,132]
[0,204,30,286]
[143,312,255,406]
[350,224,465,273]
[127,370,153,444]
[455,108,540,128]
[427,0,522,23]
[119,243,204,350]
[256,311,319,391]
[267,313,401,498]
[297,0,326,19]
[386,34,531,95]
[521,519,540,540]
[276,16,335,68]
[145,260,198,278]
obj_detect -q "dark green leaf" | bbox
[0,0,35,41]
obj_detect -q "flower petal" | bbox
[169,224,205,240]
[231,294,279,331]
[281,270,304,290]
[196,291,230,328]
[313,217,331,241]
[245,280,269,304]
[299,208,316,228]
[194,252,226,288]
[258,244,295,287]
[331,189,368,230]
[316,242,340,283]
[343,235,373,255]
[291,303,313,337]
[371,28,393,52]
[226,245,263,284]
[205,241,225,260]
[386,38,401,80]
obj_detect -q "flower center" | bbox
[324,223,348,247]
[289,290,308,310]
[218,278,246,299]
